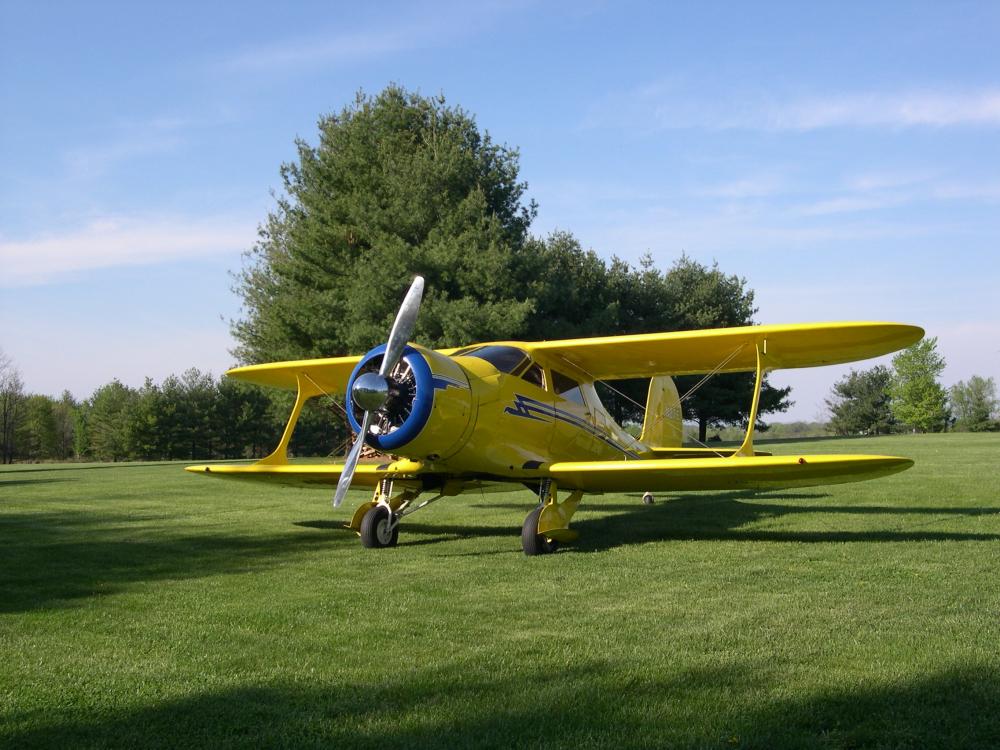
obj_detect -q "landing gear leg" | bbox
[349,479,417,549]
[522,478,580,556]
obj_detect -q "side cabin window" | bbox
[551,370,586,406]
[518,362,545,389]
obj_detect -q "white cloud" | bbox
[0,215,257,287]
[932,181,1000,202]
[62,116,190,178]
[765,91,1000,130]
[588,85,1000,132]
[220,28,413,73]
[216,2,522,74]
[694,174,787,199]
[793,194,908,216]
[844,171,934,193]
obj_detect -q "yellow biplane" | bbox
[188,277,923,555]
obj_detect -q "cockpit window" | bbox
[551,370,586,406]
[462,345,528,374]
[519,362,545,389]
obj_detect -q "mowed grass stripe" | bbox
[2,433,999,748]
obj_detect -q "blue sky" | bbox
[2,0,998,421]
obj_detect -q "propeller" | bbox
[333,275,425,508]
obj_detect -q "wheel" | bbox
[522,506,559,556]
[642,492,655,505]
[360,505,399,548]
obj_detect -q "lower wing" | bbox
[187,454,913,495]
[546,454,913,493]
[185,462,396,489]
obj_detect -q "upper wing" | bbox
[547,454,914,493]
[224,321,923,390]
[525,322,923,379]
[225,355,363,393]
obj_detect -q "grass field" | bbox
[2,433,999,749]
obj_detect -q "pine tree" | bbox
[890,338,950,432]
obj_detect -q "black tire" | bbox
[642,492,655,505]
[522,506,559,556]
[360,505,399,549]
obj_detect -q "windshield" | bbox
[462,345,528,374]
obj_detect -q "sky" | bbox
[1,0,998,422]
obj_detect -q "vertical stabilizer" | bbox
[639,376,683,447]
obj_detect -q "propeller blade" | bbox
[333,410,372,508]
[380,276,424,377]
[334,276,424,509]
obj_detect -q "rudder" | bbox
[639,376,683,447]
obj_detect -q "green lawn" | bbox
[2,434,999,749]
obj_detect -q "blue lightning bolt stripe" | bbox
[431,374,468,391]
[504,393,641,458]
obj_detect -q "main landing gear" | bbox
[348,479,446,548]
[522,506,559,555]
[349,478,585,554]
[359,504,399,548]
[521,479,583,556]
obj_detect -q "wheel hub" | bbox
[376,515,395,545]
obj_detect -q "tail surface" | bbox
[639,375,683,447]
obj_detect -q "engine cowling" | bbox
[346,344,474,460]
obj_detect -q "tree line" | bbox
[0,354,348,463]
[826,337,999,435]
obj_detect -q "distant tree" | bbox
[127,378,167,460]
[52,391,77,459]
[890,338,949,432]
[0,350,26,463]
[826,365,894,436]
[156,374,188,459]
[665,256,792,442]
[73,402,91,459]
[520,232,624,340]
[676,373,791,444]
[950,375,998,432]
[15,395,58,460]
[215,378,280,459]
[87,380,138,461]
[178,369,217,459]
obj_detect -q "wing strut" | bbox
[734,339,767,458]
[258,373,324,465]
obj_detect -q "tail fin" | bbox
[639,376,683,447]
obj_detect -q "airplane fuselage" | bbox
[345,343,646,481]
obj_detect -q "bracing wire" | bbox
[301,372,354,458]
[557,341,750,460]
